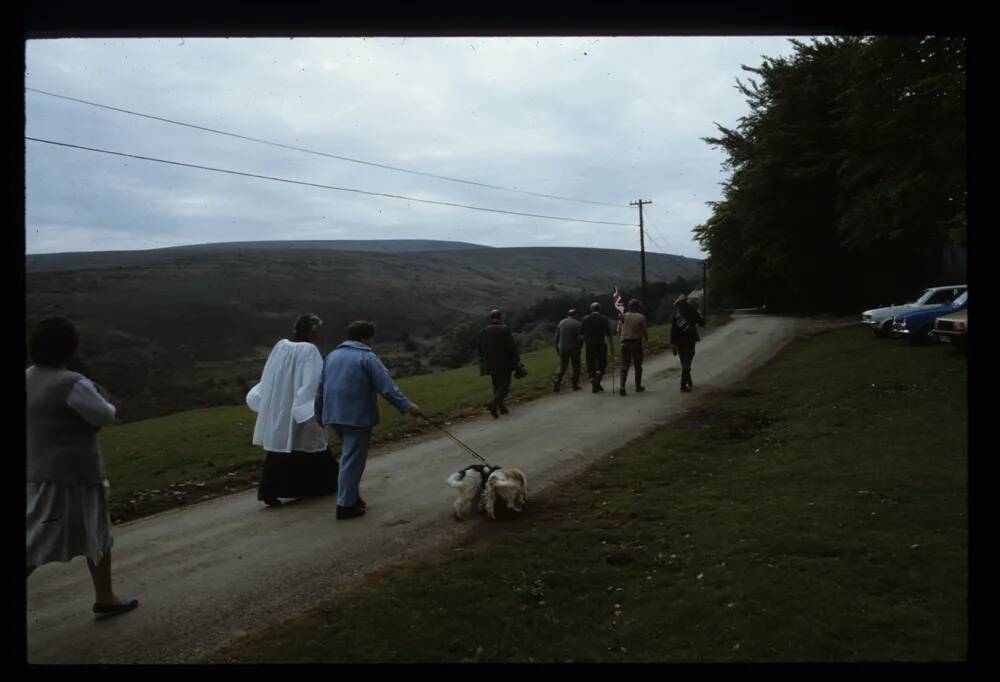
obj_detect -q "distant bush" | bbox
[430,350,467,369]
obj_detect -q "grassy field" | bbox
[208,325,967,663]
[101,316,731,522]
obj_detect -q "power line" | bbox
[26,136,637,227]
[26,87,625,209]
[646,221,672,254]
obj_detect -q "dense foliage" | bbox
[693,37,966,314]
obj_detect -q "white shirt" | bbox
[67,377,117,427]
[246,339,328,453]
[24,366,117,427]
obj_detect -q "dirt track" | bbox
[26,314,805,663]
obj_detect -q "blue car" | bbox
[891,291,968,344]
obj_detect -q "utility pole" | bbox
[630,199,652,305]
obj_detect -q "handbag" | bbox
[513,363,528,379]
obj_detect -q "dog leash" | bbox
[421,415,492,466]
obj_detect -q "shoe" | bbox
[681,386,691,393]
[619,388,627,396]
[93,598,139,619]
[336,503,366,520]
[262,498,282,507]
[572,384,582,391]
[592,384,599,394]
[356,495,366,511]
[488,403,499,419]
[498,404,509,415]
[635,385,646,393]
[553,379,561,393]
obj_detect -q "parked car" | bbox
[861,285,966,337]
[931,309,967,350]
[891,291,968,344]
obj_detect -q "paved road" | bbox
[26,314,804,663]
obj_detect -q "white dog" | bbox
[446,464,528,521]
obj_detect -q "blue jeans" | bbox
[332,424,372,508]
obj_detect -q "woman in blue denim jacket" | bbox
[317,320,423,520]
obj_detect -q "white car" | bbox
[861,285,966,337]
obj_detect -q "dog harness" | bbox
[456,464,501,494]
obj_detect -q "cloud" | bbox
[25,36,800,258]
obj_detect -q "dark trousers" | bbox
[620,340,644,388]
[585,341,608,382]
[677,342,696,388]
[490,371,512,408]
[556,348,582,386]
[258,448,338,501]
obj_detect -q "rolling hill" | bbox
[25,240,703,421]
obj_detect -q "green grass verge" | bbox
[208,326,967,662]
[102,317,731,522]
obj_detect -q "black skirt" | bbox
[258,448,339,501]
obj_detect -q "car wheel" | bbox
[874,320,892,338]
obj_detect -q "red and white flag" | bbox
[612,286,625,319]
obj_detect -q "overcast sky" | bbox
[25,37,799,257]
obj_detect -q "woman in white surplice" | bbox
[246,313,338,506]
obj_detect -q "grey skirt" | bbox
[26,480,114,567]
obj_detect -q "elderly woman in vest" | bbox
[26,317,139,619]
[246,313,339,507]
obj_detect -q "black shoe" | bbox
[619,388,627,396]
[93,598,139,619]
[498,404,509,415]
[262,498,282,507]
[553,379,561,393]
[635,385,646,393]
[681,385,691,393]
[336,503,366,520]
[592,384,599,393]
[572,384,582,391]
[488,403,499,419]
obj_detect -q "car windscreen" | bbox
[914,289,934,304]
[953,291,968,306]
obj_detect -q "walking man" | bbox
[581,302,615,393]
[618,299,648,396]
[670,294,707,392]
[478,309,520,418]
[317,320,423,520]
[553,308,583,392]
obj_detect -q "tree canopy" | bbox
[693,37,966,314]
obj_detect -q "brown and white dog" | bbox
[446,464,527,521]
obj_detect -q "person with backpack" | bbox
[670,294,707,392]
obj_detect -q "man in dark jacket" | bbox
[478,309,520,418]
[580,302,615,393]
[553,308,583,392]
[670,294,707,392]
